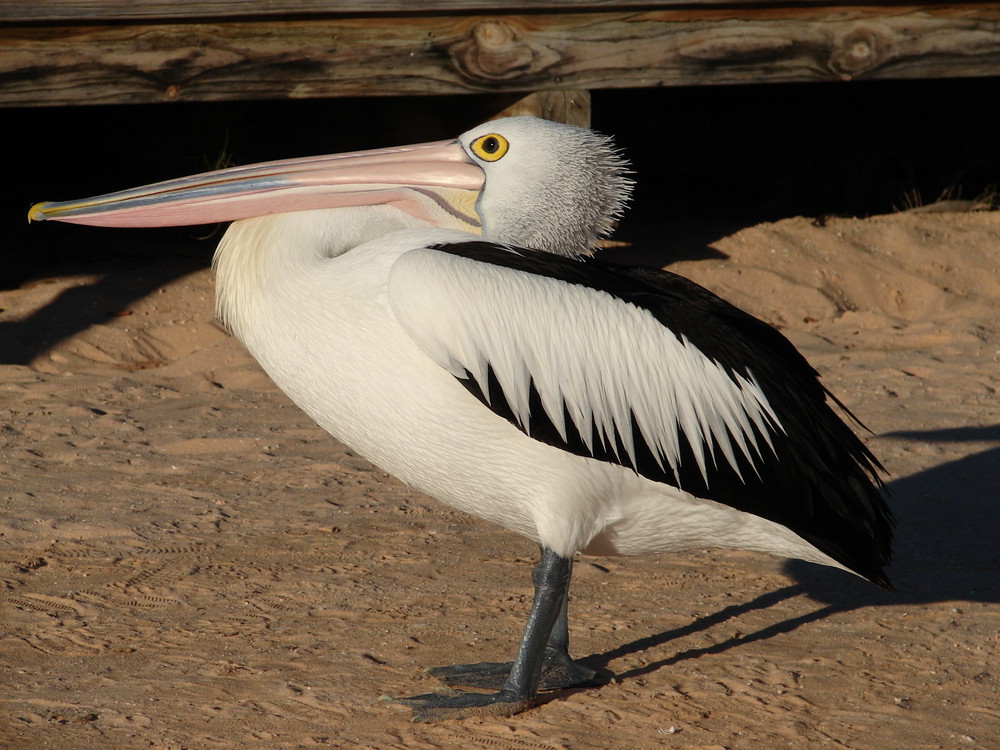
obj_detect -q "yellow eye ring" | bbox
[470,133,509,162]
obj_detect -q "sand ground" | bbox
[2,210,999,749]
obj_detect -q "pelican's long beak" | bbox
[29,140,485,232]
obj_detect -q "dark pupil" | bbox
[482,137,499,154]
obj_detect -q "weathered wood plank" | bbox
[490,89,591,127]
[2,7,999,107]
[0,1,888,24]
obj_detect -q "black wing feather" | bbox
[434,241,894,588]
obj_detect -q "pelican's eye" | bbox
[470,134,509,162]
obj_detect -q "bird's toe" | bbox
[540,659,610,690]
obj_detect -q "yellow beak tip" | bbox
[27,202,49,223]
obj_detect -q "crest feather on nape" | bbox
[570,127,634,255]
[532,123,634,257]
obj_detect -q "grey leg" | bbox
[397,547,589,720]
[427,556,605,692]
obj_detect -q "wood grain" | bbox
[490,89,592,127]
[1,1,881,23]
[2,6,998,107]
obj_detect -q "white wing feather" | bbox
[387,247,781,486]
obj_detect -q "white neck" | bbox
[212,205,426,337]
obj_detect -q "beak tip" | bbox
[27,202,49,223]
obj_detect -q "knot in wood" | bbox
[474,19,518,49]
[451,19,542,83]
[830,27,886,79]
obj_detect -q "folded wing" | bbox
[387,241,893,585]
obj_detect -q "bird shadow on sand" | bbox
[1,227,211,366]
[581,424,1000,682]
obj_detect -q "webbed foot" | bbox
[428,653,608,691]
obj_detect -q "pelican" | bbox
[30,116,893,720]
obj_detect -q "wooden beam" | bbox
[0,1,903,24]
[2,6,999,107]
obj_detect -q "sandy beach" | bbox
[2,199,999,748]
